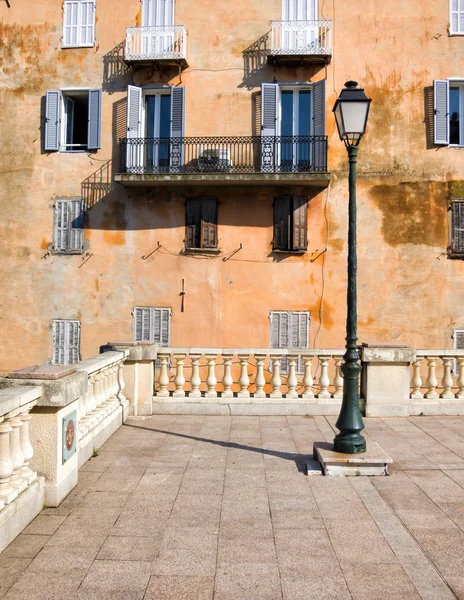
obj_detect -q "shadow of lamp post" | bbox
[332,81,372,454]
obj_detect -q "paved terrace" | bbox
[1,415,464,599]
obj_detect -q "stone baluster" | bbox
[317,356,331,400]
[19,410,36,485]
[238,354,250,398]
[189,355,202,399]
[156,353,171,398]
[0,418,17,504]
[457,357,464,400]
[253,355,266,399]
[302,356,315,401]
[425,357,439,399]
[205,354,218,399]
[173,354,186,399]
[117,360,126,402]
[221,354,234,399]
[410,359,424,399]
[94,372,104,412]
[86,374,99,429]
[9,417,27,494]
[270,355,282,399]
[441,357,455,399]
[333,356,344,399]
[98,369,111,417]
[285,355,298,399]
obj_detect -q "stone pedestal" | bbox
[313,441,392,476]
[361,343,416,417]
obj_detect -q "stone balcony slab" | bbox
[7,365,76,380]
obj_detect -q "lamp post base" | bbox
[333,432,366,454]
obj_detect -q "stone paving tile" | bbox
[214,563,283,600]
[77,559,152,600]
[152,527,218,577]
[26,545,97,574]
[281,576,352,600]
[22,515,66,536]
[2,536,49,559]
[0,558,31,590]
[269,495,326,530]
[144,575,214,600]
[342,564,422,600]
[97,535,163,561]
[3,571,86,599]
[46,523,109,550]
[217,535,278,566]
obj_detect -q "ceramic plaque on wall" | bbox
[62,410,77,464]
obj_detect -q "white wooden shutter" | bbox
[270,311,289,372]
[134,307,151,341]
[290,311,310,372]
[170,87,185,169]
[133,307,171,344]
[67,321,81,364]
[63,1,95,47]
[453,329,464,373]
[283,0,316,20]
[87,89,102,150]
[52,320,80,365]
[54,200,83,252]
[434,80,450,145]
[45,91,62,151]
[451,0,464,34]
[52,320,66,364]
[54,200,68,250]
[261,83,279,171]
[126,86,143,171]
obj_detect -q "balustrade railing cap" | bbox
[362,342,411,348]
[6,365,76,380]
[0,385,43,417]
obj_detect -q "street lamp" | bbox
[332,81,371,454]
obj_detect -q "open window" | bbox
[433,79,464,146]
[185,198,218,250]
[273,196,308,252]
[45,89,102,152]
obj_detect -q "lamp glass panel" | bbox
[339,102,369,135]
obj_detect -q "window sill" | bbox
[53,250,84,256]
[272,249,307,255]
[183,247,222,256]
[61,44,95,49]
[59,149,88,154]
[448,252,464,259]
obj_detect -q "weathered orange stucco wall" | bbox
[0,0,463,372]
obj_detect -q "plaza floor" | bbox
[1,414,464,599]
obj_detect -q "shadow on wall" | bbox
[240,32,273,89]
[103,40,132,93]
[423,86,436,150]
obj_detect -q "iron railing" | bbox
[119,136,328,174]
[270,20,332,56]
[125,25,187,61]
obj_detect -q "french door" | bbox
[279,88,312,171]
[146,93,172,171]
[141,0,175,56]
[281,0,318,51]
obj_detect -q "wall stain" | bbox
[369,181,448,247]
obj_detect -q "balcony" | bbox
[114,135,330,187]
[268,20,332,65]
[124,25,188,68]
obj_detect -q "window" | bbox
[53,199,84,253]
[450,0,464,34]
[433,79,464,146]
[142,0,174,27]
[62,0,96,48]
[273,196,308,252]
[449,201,464,257]
[185,198,218,250]
[261,80,325,172]
[133,307,171,345]
[453,329,464,373]
[52,320,80,365]
[270,311,310,372]
[44,89,102,152]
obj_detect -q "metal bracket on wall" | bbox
[180,279,186,312]
[4,0,11,7]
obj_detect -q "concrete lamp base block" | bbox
[312,441,393,477]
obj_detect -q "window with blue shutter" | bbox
[62,0,96,48]
[52,320,81,365]
[45,89,102,152]
[53,199,84,253]
[270,311,310,373]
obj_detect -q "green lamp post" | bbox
[332,81,372,454]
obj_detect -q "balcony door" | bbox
[141,0,175,56]
[280,88,311,171]
[281,0,318,51]
[146,92,171,171]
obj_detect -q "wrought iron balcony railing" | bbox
[125,25,187,62]
[119,136,328,174]
[270,20,332,56]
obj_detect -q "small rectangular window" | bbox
[52,320,80,365]
[62,0,96,48]
[450,0,464,34]
[53,199,84,253]
[273,196,308,252]
[450,200,464,257]
[133,307,171,345]
[270,310,310,373]
[185,198,218,249]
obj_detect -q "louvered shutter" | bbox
[67,321,81,364]
[87,89,102,150]
[52,321,66,364]
[63,1,79,46]
[186,198,201,248]
[292,197,308,251]
[270,311,289,372]
[45,91,62,151]
[134,307,152,341]
[274,197,291,250]
[455,330,464,349]
[434,80,450,145]
[452,202,464,254]
[142,0,174,26]
[54,201,67,250]
[200,198,218,248]
[170,87,185,170]
[63,1,95,47]
[290,311,310,372]
[261,83,279,171]
[312,79,326,170]
[126,86,143,171]
[153,308,171,346]
[69,200,84,251]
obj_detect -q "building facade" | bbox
[0,0,464,373]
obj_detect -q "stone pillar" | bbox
[361,343,416,417]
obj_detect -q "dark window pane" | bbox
[450,87,460,145]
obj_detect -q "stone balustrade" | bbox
[410,350,464,402]
[154,348,345,403]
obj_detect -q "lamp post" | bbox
[332,81,372,454]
